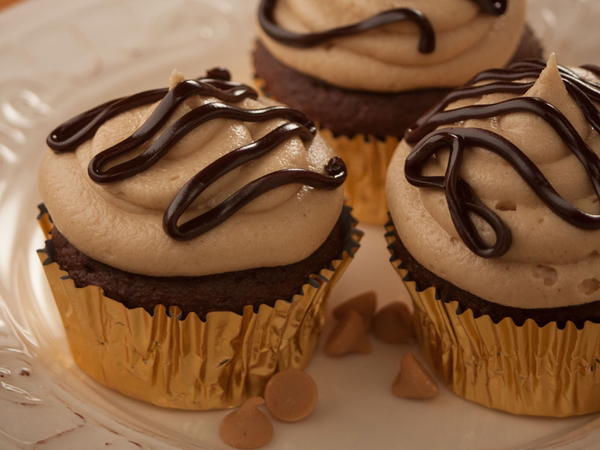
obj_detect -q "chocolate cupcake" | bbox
[254,0,544,224]
[385,56,600,416]
[37,68,361,410]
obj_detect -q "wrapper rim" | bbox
[37,205,362,410]
[384,217,600,417]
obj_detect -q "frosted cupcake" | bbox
[386,56,600,416]
[254,0,543,224]
[38,68,361,410]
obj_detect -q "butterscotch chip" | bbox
[219,397,273,449]
[264,369,318,422]
[332,290,377,326]
[373,302,414,344]
[325,310,371,357]
[392,352,439,400]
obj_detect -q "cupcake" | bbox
[254,0,544,224]
[37,68,361,410]
[385,55,600,416]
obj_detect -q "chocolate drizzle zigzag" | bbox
[47,68,347,240]
[258,0,507,55]
[87,103,314,183]
[404,60,600,258]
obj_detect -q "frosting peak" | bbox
[40,70,345,276]
[520,55,588,139]
[491,56,589,169]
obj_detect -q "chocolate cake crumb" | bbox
[47,214,347,319]
[387,223,600,329]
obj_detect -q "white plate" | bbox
[1,0,599,448]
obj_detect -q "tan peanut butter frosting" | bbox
[387,56,600,309]
[40,71,344,277]
[257,0,526,92]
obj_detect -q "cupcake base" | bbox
[37,206,362,410]
[385,220,600,417]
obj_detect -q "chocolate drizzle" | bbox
[47,68,346,240]
[87,103,314,183]
[166,152,346,240]
[259,0,435,53]
[47,69,257,153]
[404,60,600,258]
[474,0,507,15]
[258,0,508,55]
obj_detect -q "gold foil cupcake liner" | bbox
[254,77,398,226]
[37,207,362,410]
[385,220,600,417]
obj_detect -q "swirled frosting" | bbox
[40,71,344,277]
[387,56,600,308]
[257,0,526,92]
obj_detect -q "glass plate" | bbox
[0,0,599,448]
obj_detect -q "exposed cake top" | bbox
[40,69,345,277]
[387,56,600,308]
[257,0,525,92]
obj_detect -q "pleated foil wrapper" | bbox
[254,76,398,225]
[385,221,600,417]
[37,207,362,410]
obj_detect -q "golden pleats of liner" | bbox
[38,210,361,410]
[385,222,600,417]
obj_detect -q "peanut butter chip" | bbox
[219,397,273,449]
[373,302,414,344]
[265,369,318,422]
[325,310,371,357]
[333,291,377,327]
[392,352,439,400]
